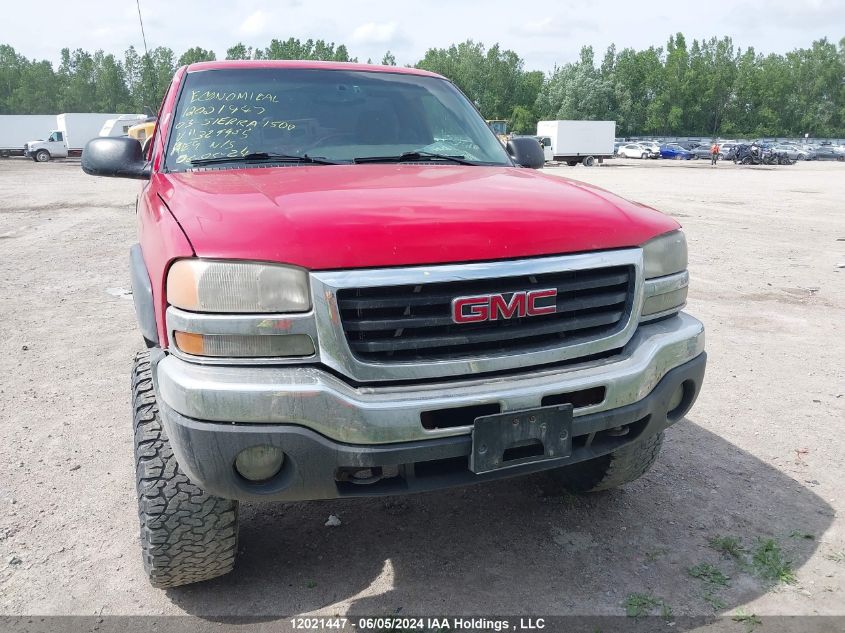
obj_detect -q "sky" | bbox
[3,0,843,71]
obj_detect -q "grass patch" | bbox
[688,562,731,586]
[702,590,726,611]
[708,535,744,559]
[732,610,762,632]
[825,551,845,563]
[306,580,317,589]
[623,593,671,619]
[708,534,798,586]
[645,547,669,562]
[752,539,796,584]
[789,530,815,540]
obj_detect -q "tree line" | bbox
[1,34,843,137]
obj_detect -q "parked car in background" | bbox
[810,145,844,161]
[660,143,693,160]
[637,141,661,157]
[617,143,652,159]
[718,142,737,156]
[688,144,721,160]
[772,145,814,161]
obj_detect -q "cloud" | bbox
[238,10,269,37]
[511,15,596,39]
[728,0,845,31]
[516,17,563,36]
[351,21,399,44]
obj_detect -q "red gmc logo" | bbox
[451,289,558,324]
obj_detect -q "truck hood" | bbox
[158,165,678,270]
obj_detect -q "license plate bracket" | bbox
[469,404,573,474]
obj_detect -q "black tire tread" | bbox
[132,351,238,588]
[550,432,664,493]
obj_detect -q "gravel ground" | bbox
[0,157,843,623]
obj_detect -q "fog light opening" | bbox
[667,381,693,421]
[234,445,285,482]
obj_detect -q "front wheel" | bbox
[582,156,595,167]
[35,150,50,162]
[640,153,647,160]
[547,432,664,493]
[132,351,239,588]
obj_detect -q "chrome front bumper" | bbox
[155,312,704,445]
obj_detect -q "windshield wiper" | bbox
[353,151,476,165]
[189,152,338,167]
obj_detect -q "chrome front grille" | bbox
[310,249,644,383]
[337,266,634,362]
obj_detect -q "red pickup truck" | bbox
[82,60,705,588]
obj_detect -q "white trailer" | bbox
[99,114,148,138]
[0,115,58,157]
[24,112,143,162]
[536,120,616,166]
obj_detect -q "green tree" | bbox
[92,51,132,111]
[178,47,216,66]
[381,50,396,66]
[258,38,354,61]
[0,36,843,136]
[8,59,59,114]
[416,40,540,121]
[0,44,26,113]
[124,45,175,112]
[509,105,535,134]
[535,46,615,123]
[225,43,253,60]
[57,48,95,111]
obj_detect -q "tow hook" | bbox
[335,465,400,485]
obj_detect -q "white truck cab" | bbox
[26,130,69,161]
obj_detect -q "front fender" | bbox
[130,243,158,346]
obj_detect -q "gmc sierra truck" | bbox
[82,60,706,588]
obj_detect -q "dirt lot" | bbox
[0,157,843,624]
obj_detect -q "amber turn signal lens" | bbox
[173,331,315,358]
[173,331,205,355]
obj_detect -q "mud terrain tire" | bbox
[548,432,664,493]
[132,351,239,588]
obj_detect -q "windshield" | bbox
[165,68,511,170]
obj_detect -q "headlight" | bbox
[642,230,687,279]
[641,230,688,320]
[167,259,310,313]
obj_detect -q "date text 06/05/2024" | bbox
[289,617,547,631]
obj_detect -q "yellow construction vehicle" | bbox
[128,117,157,155]
[486,119,508,144]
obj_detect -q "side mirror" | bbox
[506,137,545,169]
[82,137,150,179]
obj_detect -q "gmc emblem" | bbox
[451,288,558,324]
